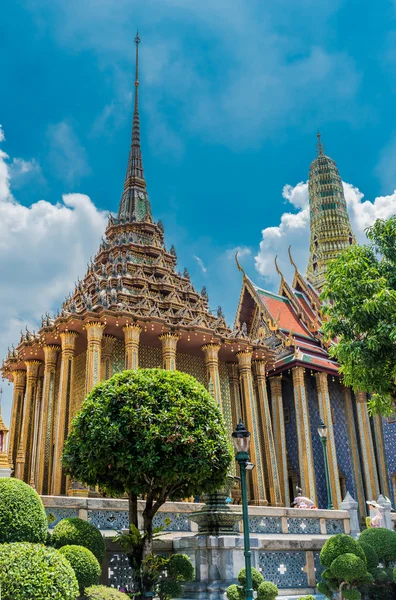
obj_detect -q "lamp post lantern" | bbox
[317,420,334,510]
[232,420,254,600]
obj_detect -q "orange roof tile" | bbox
[256,289,314,339]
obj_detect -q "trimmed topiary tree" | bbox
[0,478,48,544]
[0,542,79,599]
[51,517,106,564]
[320,533,366,567]
[226,567,278,600]
[238,567,265,591]
[257,581,279,600]
[167,553,195,582]
[357,541,379,572]
[58,544,101,593]
[83,586,129,599]
[358,527,396,567]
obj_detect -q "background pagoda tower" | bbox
[306,132,355,292]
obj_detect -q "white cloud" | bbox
[193,255,207,274]
[226,246,252,259]
[0,128,107,424]
[8,158,45,190]
[46,122,91,184]
[255,181,396,285]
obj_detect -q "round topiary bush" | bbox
[167,553,194,581]
[84,586,129,599]
[51,517,106,564]
[358,527,396,566]
[257,581,279,600]
[238,567,264,590]
[320,533,366,567]
[58,544,101,593]
[371,566,393,584]
[0,542,79,599]
[342,591,361,600]
[158,579,183,600]
[330,553,367,583]
[358,541,379,571]
[226,584,244,600]
[317,581,332,598]
[0,478,48,544]
[297,596,315,600]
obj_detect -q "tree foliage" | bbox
[321,215,396,414]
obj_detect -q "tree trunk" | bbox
[128,492,138,529]
[142,494,154,561]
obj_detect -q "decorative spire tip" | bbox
[317,129,324,155]
[135,30,141,45]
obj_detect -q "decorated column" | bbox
[0,406,11,478]
[37,345,60,494]
[343,387,366,521]
[315,372,342,508]
[269,376,290,507]
[372,414,390,497]
[355,391,380,500]
[101,334,116,380]
[292,367,317,505]
[123,325,142,370]
[227,362,242,425]
[28,375,43,488]
[253,360,283,506]
[85,322,105,393]
[159,332,179,370]
[202,344,222,409]
[8,370,26,470]
[15,360,42,481]
[236,350,268,505]
[52,331,78,495]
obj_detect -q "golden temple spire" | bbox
[316,129,324,155]
[288,245,299,276]
[274,255,285,283]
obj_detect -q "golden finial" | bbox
[288,245,299,276]
[317,129,324,155]
[235,251,246,279]
[274,255,284,282]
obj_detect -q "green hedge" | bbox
[257,581,278,600]
[0,542,79,599]
[59,545,101,593]
[51,517,106,564]
[83,586,128,599]
[320,533,366,567]
[0,478,48,544]
[358,527,396,566]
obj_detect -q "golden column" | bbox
[355,391,380,500]
[315,372,342,508]
[227,362,242,425]
[85,322,105,392]
[253,360,283,506]
[202,344,222,409]
[29,375,43,488]
[159,333,179,370]
[101,334,116,380]
[343,387,366,519]
[52,331,78,495]
[8,370,26,470]
[15,360,42,481]
[292,367,317,504]
[36,345,60,494]
[372,414,390,497]
[123,325,142,370]
[269,376,290,507]
[236,350,268,505]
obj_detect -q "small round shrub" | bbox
[0,478,48,543]
[84,586,128,599]
[297,596,315,600]
[59,545,101,593]
[0,542,79,599]
[167,553,194,581]
[371,566,393,584]
[158,579,183,600]
[317,581,332,598]
[320,533,366,567]
[330,553,367,583]
[51,517,106,564]
[342,591,361,600]
[238,567,264,590]
[226,584,244,600]
[257,581,279,600]
[358,527,396,566]
[358,541,379,571]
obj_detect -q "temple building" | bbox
[1,37,395,516]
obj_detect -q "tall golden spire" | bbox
[316,130,324,155]
[118,31,152,222]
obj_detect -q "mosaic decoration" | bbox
[46,507,78,528]
[382,418,396,505]
[313,550,325,582]
[152,512,191,532]
[249,516,282,534]
[72,351,86,412]
[282,378,300,479]
[139,344,162,369]
[87,510,129,531]
[287,517,321,534]
[326,519,345,534]
[108,553,134,590]
[112,338,125,374]
[176,351,206,386]
[259,551,308,588]
[306,374,327,508]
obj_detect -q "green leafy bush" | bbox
[358,541,379,571]
[371,567,393,584]
[226,584,244,600]
[320,533,366,567]
[59,544,101,593]
[257,581,279,600]
[0,478,48,543]
[158,579,183,600]
[51,517,106,564]
[317,581,332,598]
[0,542,79,599]
[358,527,396,566]
[330,553,367,583]
[297,596,315,600]
[83,586,128,599]
[167,553,194,581]
[342,591,361,600]
[238,567,264,590]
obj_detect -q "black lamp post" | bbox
[317,420,334,510]
[232,420,254,600]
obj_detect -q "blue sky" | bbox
[1,0,396,421]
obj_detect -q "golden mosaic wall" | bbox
[112,338,126,374]
[73,351,87,412]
